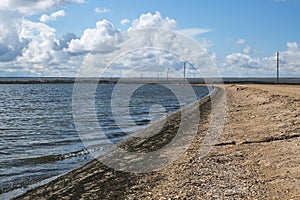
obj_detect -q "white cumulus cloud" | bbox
[40,10,65,23]
[0,14,80,76]
[129,11,177,30]
[242,46,260,55]
[221,41,300,77]
[0,0,85,15]
[95,7,110,14]
[287,42,298,50]
[199,38,213,48]
[78,28,217,78]
[121,18,130,26]
[66,20,121,53]
[18,19,57,64]
[0,10,25,62]
[236,38,246,45]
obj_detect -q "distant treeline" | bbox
[0,78,111,84]
[0,80,74,84]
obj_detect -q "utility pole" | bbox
[183,62,187,85]
[276,51,280,84]
[167,67,169,82]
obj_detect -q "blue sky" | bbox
[31,0,300,56]
[0,0,299,77]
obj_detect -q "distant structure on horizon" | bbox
[277,51,280,84]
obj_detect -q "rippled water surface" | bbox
[0,84,210,193]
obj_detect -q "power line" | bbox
[183,62,186,85]
[167,67,169,82]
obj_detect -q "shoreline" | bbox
[12,87,221,199]
[8,84,300,199]
[4,86,218,199]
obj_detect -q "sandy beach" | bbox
[14,84,300,199]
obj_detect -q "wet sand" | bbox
[14,84,300,199]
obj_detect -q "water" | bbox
[0,83,210,194]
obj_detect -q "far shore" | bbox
[0,77,300,85]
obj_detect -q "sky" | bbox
[0,0,300,77]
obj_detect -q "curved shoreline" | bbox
[5,86,219,199]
